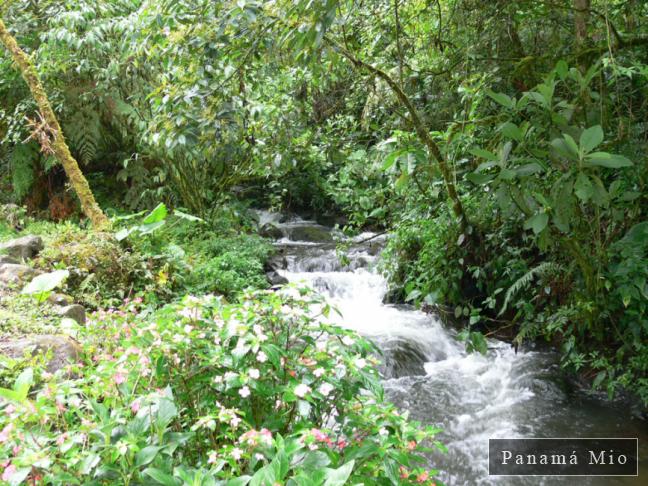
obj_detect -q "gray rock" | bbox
[287,225,333,242]
[264,253,287,272]
[259,223,284,239]
[0,335,81,373]
[48,293,73,306]
[266,271,289,286]
[0,263,38,285]
[0,255,19,265]
[0,235,44,260]
[56,304,86,325]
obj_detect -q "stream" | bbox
[257,211,646,485]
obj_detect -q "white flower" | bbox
[342,336,355,346]
[294,383,311,398]
[316,341,327,351]
[248,368,260,380]
[313,367,325,377]
[213,375,223,384]
[208,451,218,464]
[256,351,267,363]
[318,383,334,396]
[231,447,243,460]
[379,427,389,436]
[354,357,367,369]
[183,325,193,334]
[255,453,264,461]
[230,416,242,428]
[239,386,251,398]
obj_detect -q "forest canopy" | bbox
[0,0,646,484]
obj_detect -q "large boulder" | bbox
[0,335,81,373]
[56,304,86,325]
[259,223,284,239]
[266,271,289,286]
[287,225,333,242]
[0,255,19,265]
[0,263,38,286]
[0,235,44,260]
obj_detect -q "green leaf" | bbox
[515,163,543,177]
[579,125,604,154]
[500,122,524,142]
[466,172,495,185]
[142,203,168,224]
[550,137,578,160]
[323,460,355,486]
[469,148,499,161]
[22,270,69,296]
[593,370,607,389]
[173,210,205,223]
[136,446,164,467]
[574,173,593,202]
[144,467,180,486]
[227,476,252,486]
[14,367,33,399]
[584,152,633,168]
[486,90,514,109]
[524,212,549,234]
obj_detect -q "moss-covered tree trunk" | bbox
[0,17,110,229]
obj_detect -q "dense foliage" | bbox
[0,289,441,485]
[0,1,647,483]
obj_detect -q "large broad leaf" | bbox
[579,125,604,154]
[486,90,514,109]
[584,152,633,169]
[143,467,180,486]
[550,137,578,161]
[142,203,168,224]
[469,148,499,161]
[323,460,355,486]
[466,172,496,185]
[22,270,69,295]
[173,210,205,223]
[524,212,549,235]
[135,446,165,467]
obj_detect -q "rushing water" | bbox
[258,211,647,485]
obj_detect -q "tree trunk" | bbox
[574,0,590,48]
[0,17,110,230]
[326,37,468,232]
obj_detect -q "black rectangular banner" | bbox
[489,438,638,476]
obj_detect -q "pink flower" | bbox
[12,445,20,456]
[318,383,334,396]
[0,424,13,443]
[131,400,141,413]
[294,383,311,398]
[231,447,243,460]
[114,373,127,385]
[2,464,16,482]
[416,471,430,483]
[56,433,68,446]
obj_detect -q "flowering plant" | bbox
[0,286,443,485]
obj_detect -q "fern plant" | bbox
[499,261,562,316]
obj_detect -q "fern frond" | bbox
[499,262,561,316]
[10,142,39,200]
[65,107,101,165]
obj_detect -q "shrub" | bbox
[0,287,442,485]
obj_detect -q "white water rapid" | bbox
[257,211,646,485]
